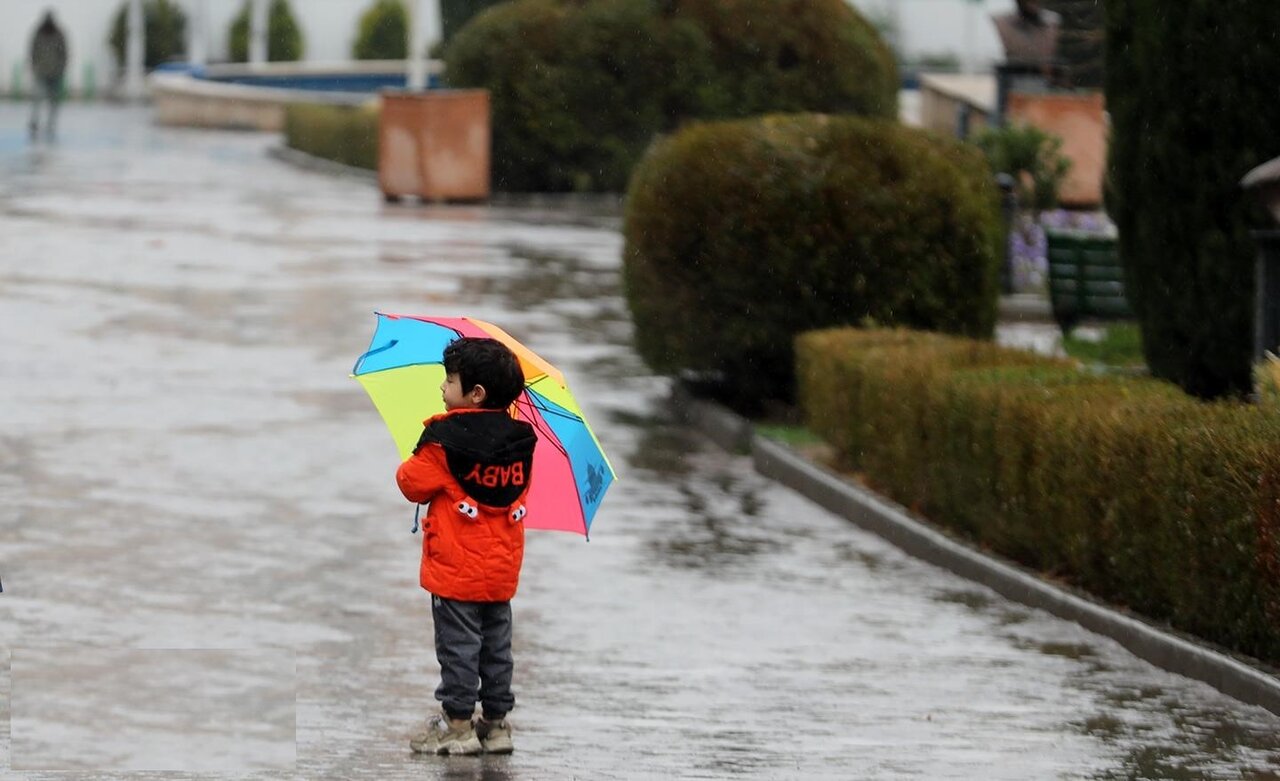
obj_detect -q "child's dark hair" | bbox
[443,337,525,409]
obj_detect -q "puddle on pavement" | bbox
[930,585,1280,779]
[1038,641,1099,660]
[935,588,996,611]
[620,403,787,571]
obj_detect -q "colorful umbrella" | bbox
[351,313,614,537]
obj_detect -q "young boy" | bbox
[396,337,537,755]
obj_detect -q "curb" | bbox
[998,292,1056,324]
[267,144,379,183]
[267,145,624,228]
[266,145,626,210]
[672,384,1280,718]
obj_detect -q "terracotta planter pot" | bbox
[378,89,490,202]
[1006,91,1106,209]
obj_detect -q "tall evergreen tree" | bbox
[1105,1,1280,397]
[109,0,187,70]
[353,0,407,60]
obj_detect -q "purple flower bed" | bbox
[1007,209,1115,293]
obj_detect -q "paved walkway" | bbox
[1,105,1279,779]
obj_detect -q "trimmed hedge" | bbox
[797,327,1280,664]
[442,0,713,192]
[353,0,407,60]
[441,0,897,192]
[624,114,1002,408]
[229,0,304,62]
[283,103,379,171]
[674,0,897,120]
[1105,3,1280,398]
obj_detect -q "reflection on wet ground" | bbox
[11,648,295,772]
[1,105,1279,779]
[935,586,1280,779]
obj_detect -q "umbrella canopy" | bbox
[351,312,614,537]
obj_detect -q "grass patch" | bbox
[1062,322,1145,368]
[754,423,824,446]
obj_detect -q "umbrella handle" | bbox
[412,504,422,534]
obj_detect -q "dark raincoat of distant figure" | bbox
[29,10,68,140]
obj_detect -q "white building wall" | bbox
[0,0,436,97]
[1,0,1016,98]
[850,0,1018,71]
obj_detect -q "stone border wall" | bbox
[150,61,442,131]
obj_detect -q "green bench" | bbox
[1046,229,1132,333]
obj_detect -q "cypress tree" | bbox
[1105,1,1280,398]
[353,0,408,60]
[109,0,187,70]
[228,0,304,62]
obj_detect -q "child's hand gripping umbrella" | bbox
[351,313,615,537]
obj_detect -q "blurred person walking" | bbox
[29,10,68,141]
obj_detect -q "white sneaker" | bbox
[476,717,514,754]
[409,712,482,755]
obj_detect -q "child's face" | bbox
[441,373,482,411]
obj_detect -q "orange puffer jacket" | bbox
[396,408,537,602]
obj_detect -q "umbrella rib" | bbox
[516,396,570,459]
[358,359,444,374]
[351,338,400,374]
[523,388,585,423]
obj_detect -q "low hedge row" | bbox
[797,327,1280,664]
[283,103,379,171]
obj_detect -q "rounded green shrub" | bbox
[443,0,713,192]
[624,114,1002,408]
[109,0,187,70]
[229,0,304,62]
[442,0,897,193]
[353,0,407,60]
[674,0,898,120]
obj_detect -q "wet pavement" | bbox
[1,104,1279,780]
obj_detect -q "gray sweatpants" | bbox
[431,594,515,721]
